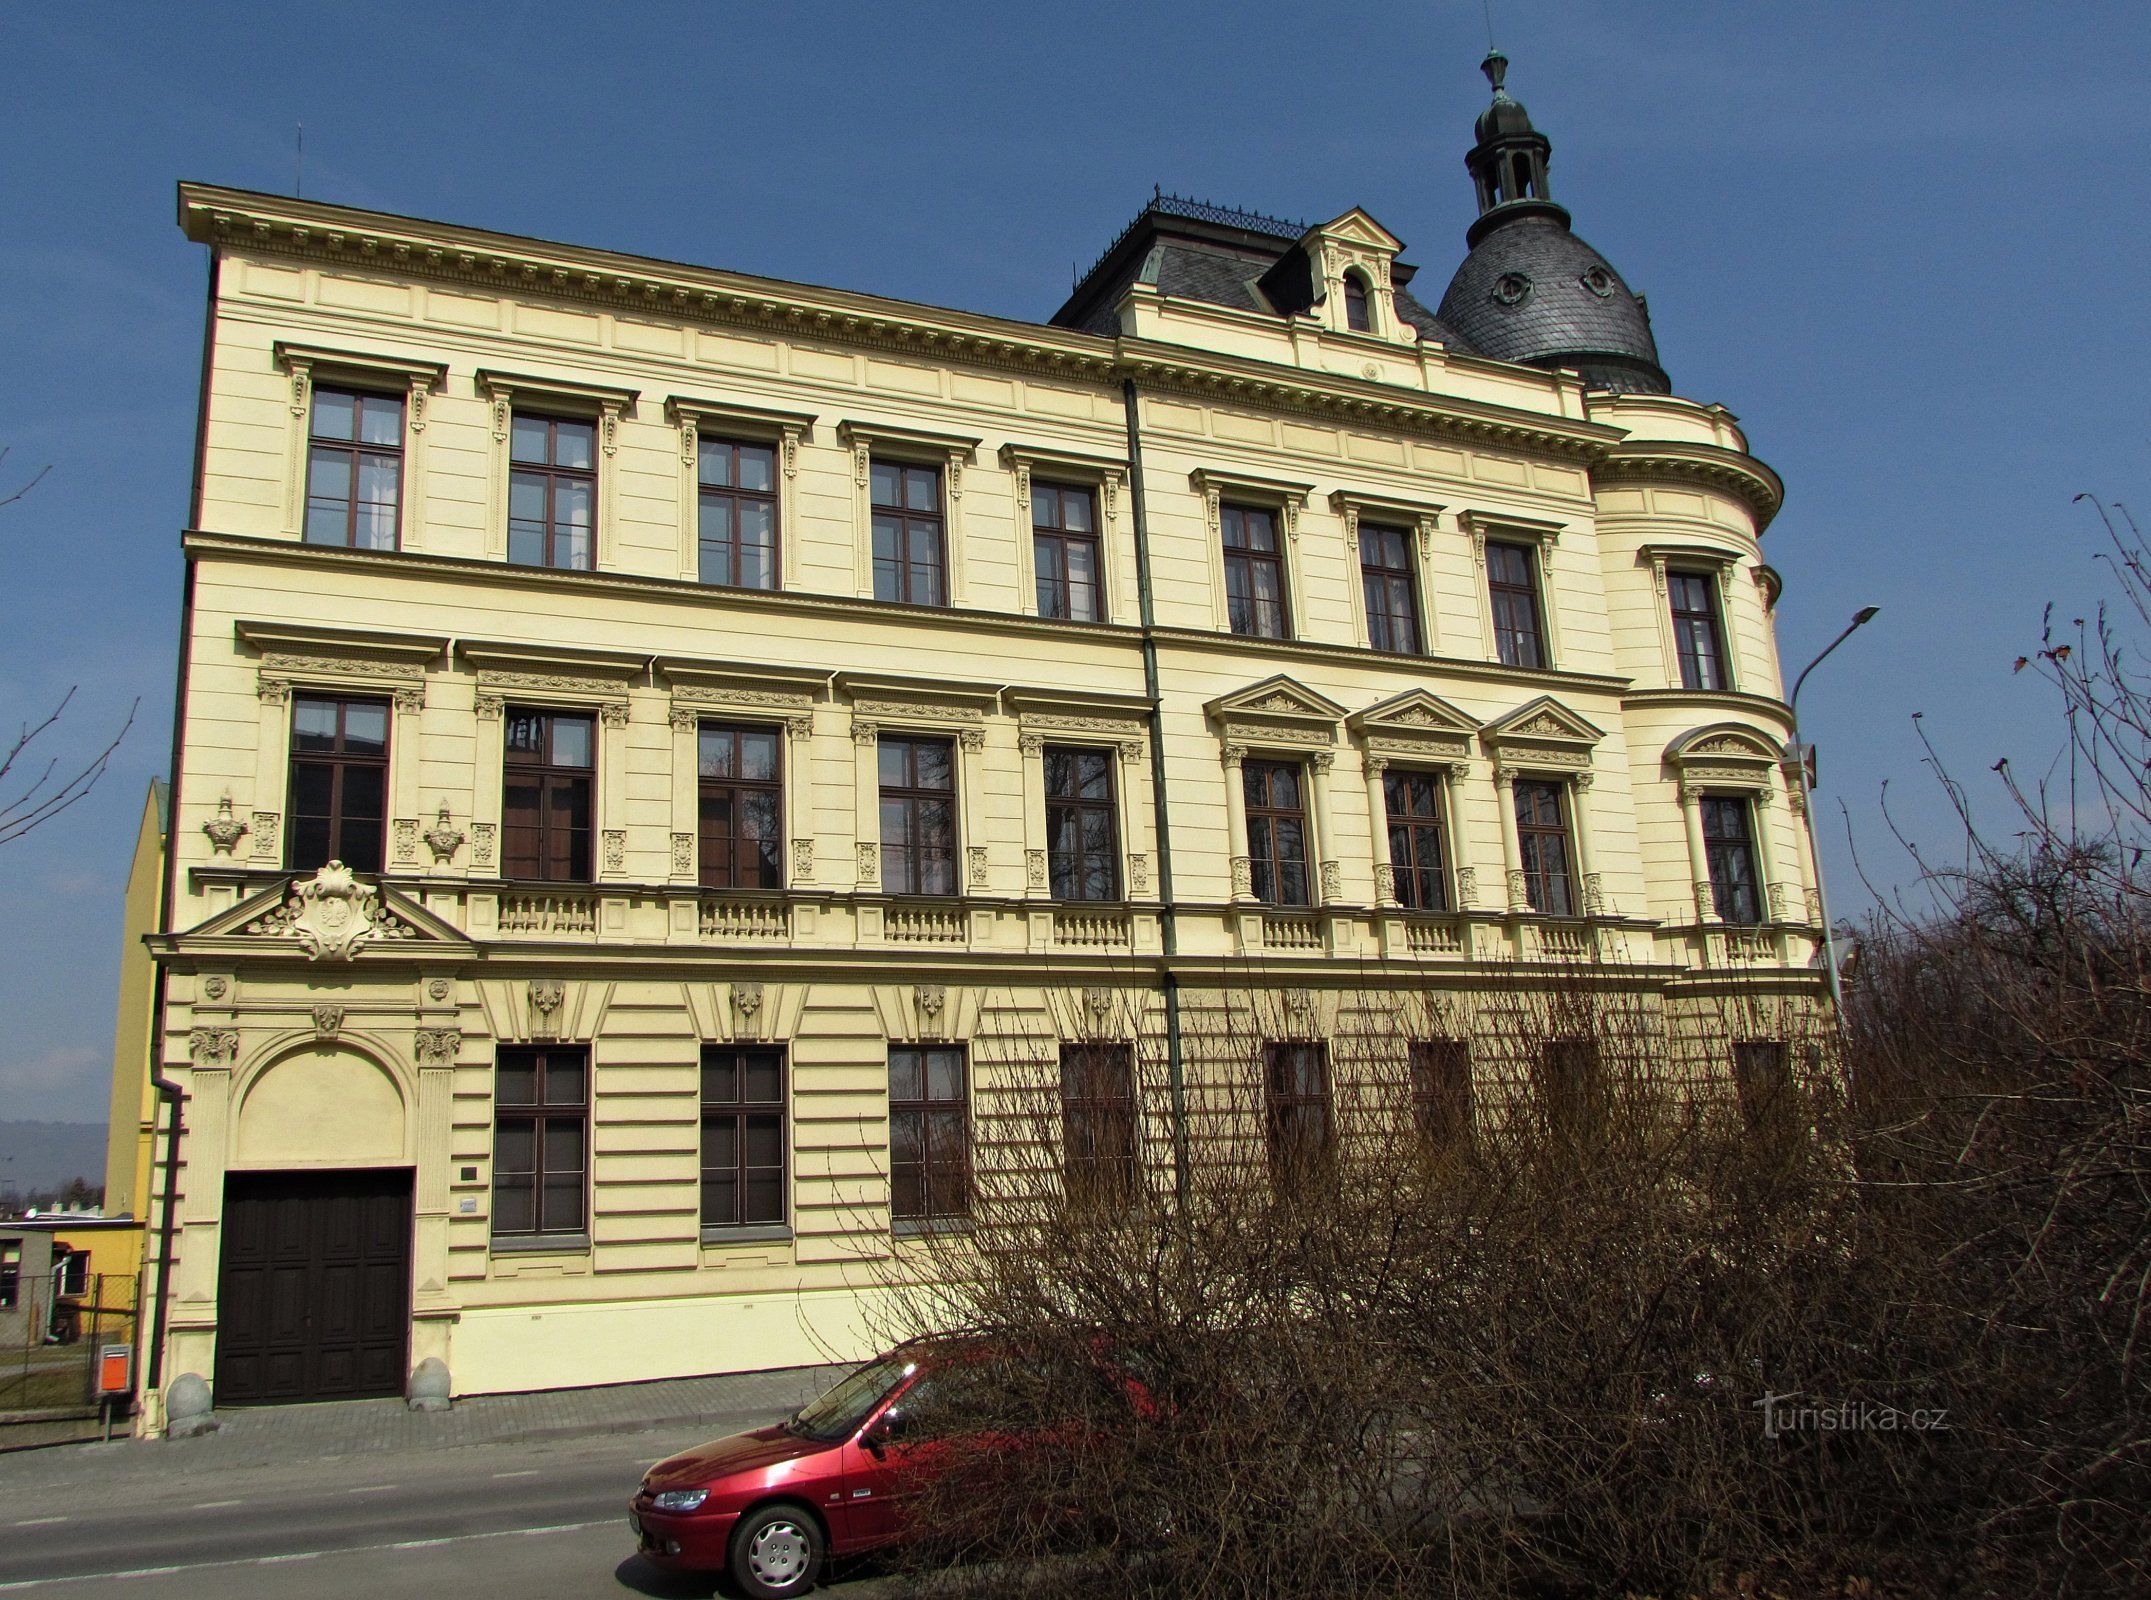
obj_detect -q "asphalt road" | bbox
[0,1417,897,1598]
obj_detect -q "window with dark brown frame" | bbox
[889,1046,968,1223]
[1487,540,1547,668]
[1514,779,1575,916]
[1343,273,1373,333]
[1046,746,1120,902]
[697,437,779,590]
[305,388,404,550]
[1669,570,1729,690]
[697,722,783,890]
[502,709,594,882]
[288,694,389,874]
[879,735,957,895]
[492,1045,588,1240]
[1061,1042,1137,1206]
[701,1045,786,1230]
[1410,1039,1473,1145]
[1244,759,1310,906]
[1222,504,1290,639]
[1033,482,1103,622]
[1264,1041,1332,1174]
[0,1242,18,1311]
[1539,1037,1602,1139]
[1384,768,1449,911]
[871,460,946,606]
[1701,794,1764,924]
[1731,1039,1789,1132]
[1359,523,1421,653]
[508,414,596,570]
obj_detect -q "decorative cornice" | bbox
[177,185,1638,466]
[1596,441,1784,532]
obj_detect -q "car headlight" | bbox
[650,1488,709,1513]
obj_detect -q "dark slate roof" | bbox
[1433,216,1667,395]
[1051,194,1474,351]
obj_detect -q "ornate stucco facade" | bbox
[137,64,1822,1424]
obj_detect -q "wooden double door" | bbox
[215,1168,411,1405]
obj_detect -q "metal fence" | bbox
[0,1274,139,1439]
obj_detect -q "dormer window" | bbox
[1343,273,1373,333]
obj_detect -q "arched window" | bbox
[1343,272,1372,333]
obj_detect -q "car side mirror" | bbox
[860,1419,890,1458]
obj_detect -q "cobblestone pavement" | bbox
[0,1363,850,1489]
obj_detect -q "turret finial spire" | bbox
[1482,49,1510,99]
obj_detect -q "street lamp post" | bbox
[1786,606,1880,1022]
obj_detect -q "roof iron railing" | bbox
[1073,187,1313,289]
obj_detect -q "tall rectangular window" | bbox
[871,460,945,606]
[1539,1037,1601,1139]
[1384,768,1449,911]
[701,1046,786,1230]
[1668,571,1728,691]
[697,723,783,890]
[1060,1042,1137,1206]
[1359,524,1421,654]
[305,388,403,550]
[1033,483,1103,622]
[288,695,388,873]
[1244,760,1310,907]
[492,1046,588,1240]
[1410,1040,1473,1145]
[1731,1039,1789,1131]
[1487,540,1546,668]
[1045,746,1120,901]
[1222,504,1289,639]
[1514,779,1575,916]
[697,438,779,589]
[1264,1042,1331,1174]
[879,735,957,895]
[1702,794,1764,924]
[0,1242,18,1310]
[508,414,596,570]
[889,1046,968,1223]
[502,709,594,882]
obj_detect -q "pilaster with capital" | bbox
[852,720,879,886]
[1017,733,1049,900]
[1678,781,1714,921]
[668,704,700,884]
[1307,748,1341,905]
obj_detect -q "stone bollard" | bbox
[406,1356,452,1412]
[164,1372,220,1439]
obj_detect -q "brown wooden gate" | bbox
[215,1169,411,1405]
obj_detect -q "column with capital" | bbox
[1494,766,1528,911]
[1222,745,1254,902]
[851,720,880,888]
[1679,781,1715,921]
[1569,771,1602,915]
[1362,753,1394,906]
[1017,733,1048,899]
[668,706,700,886]
[1309,749,1341,904]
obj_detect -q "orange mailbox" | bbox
[99,1344,133,1396]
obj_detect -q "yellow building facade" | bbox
[139,64,1822,1426]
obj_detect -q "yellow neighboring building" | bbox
[99,777,167,1283]
[138,58,1823,1427]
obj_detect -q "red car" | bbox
[629,1345,960,1598]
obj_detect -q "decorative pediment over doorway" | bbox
[175,864,472,961]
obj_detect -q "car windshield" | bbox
[787,1355,916,1443]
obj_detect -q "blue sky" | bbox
[2,2,2147,1123]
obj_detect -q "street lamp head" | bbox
[1852,606,1880,626]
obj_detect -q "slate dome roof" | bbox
[1441,50,1670,395]
[1435,216,1667,395]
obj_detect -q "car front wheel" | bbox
[727,1503,822,1599]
